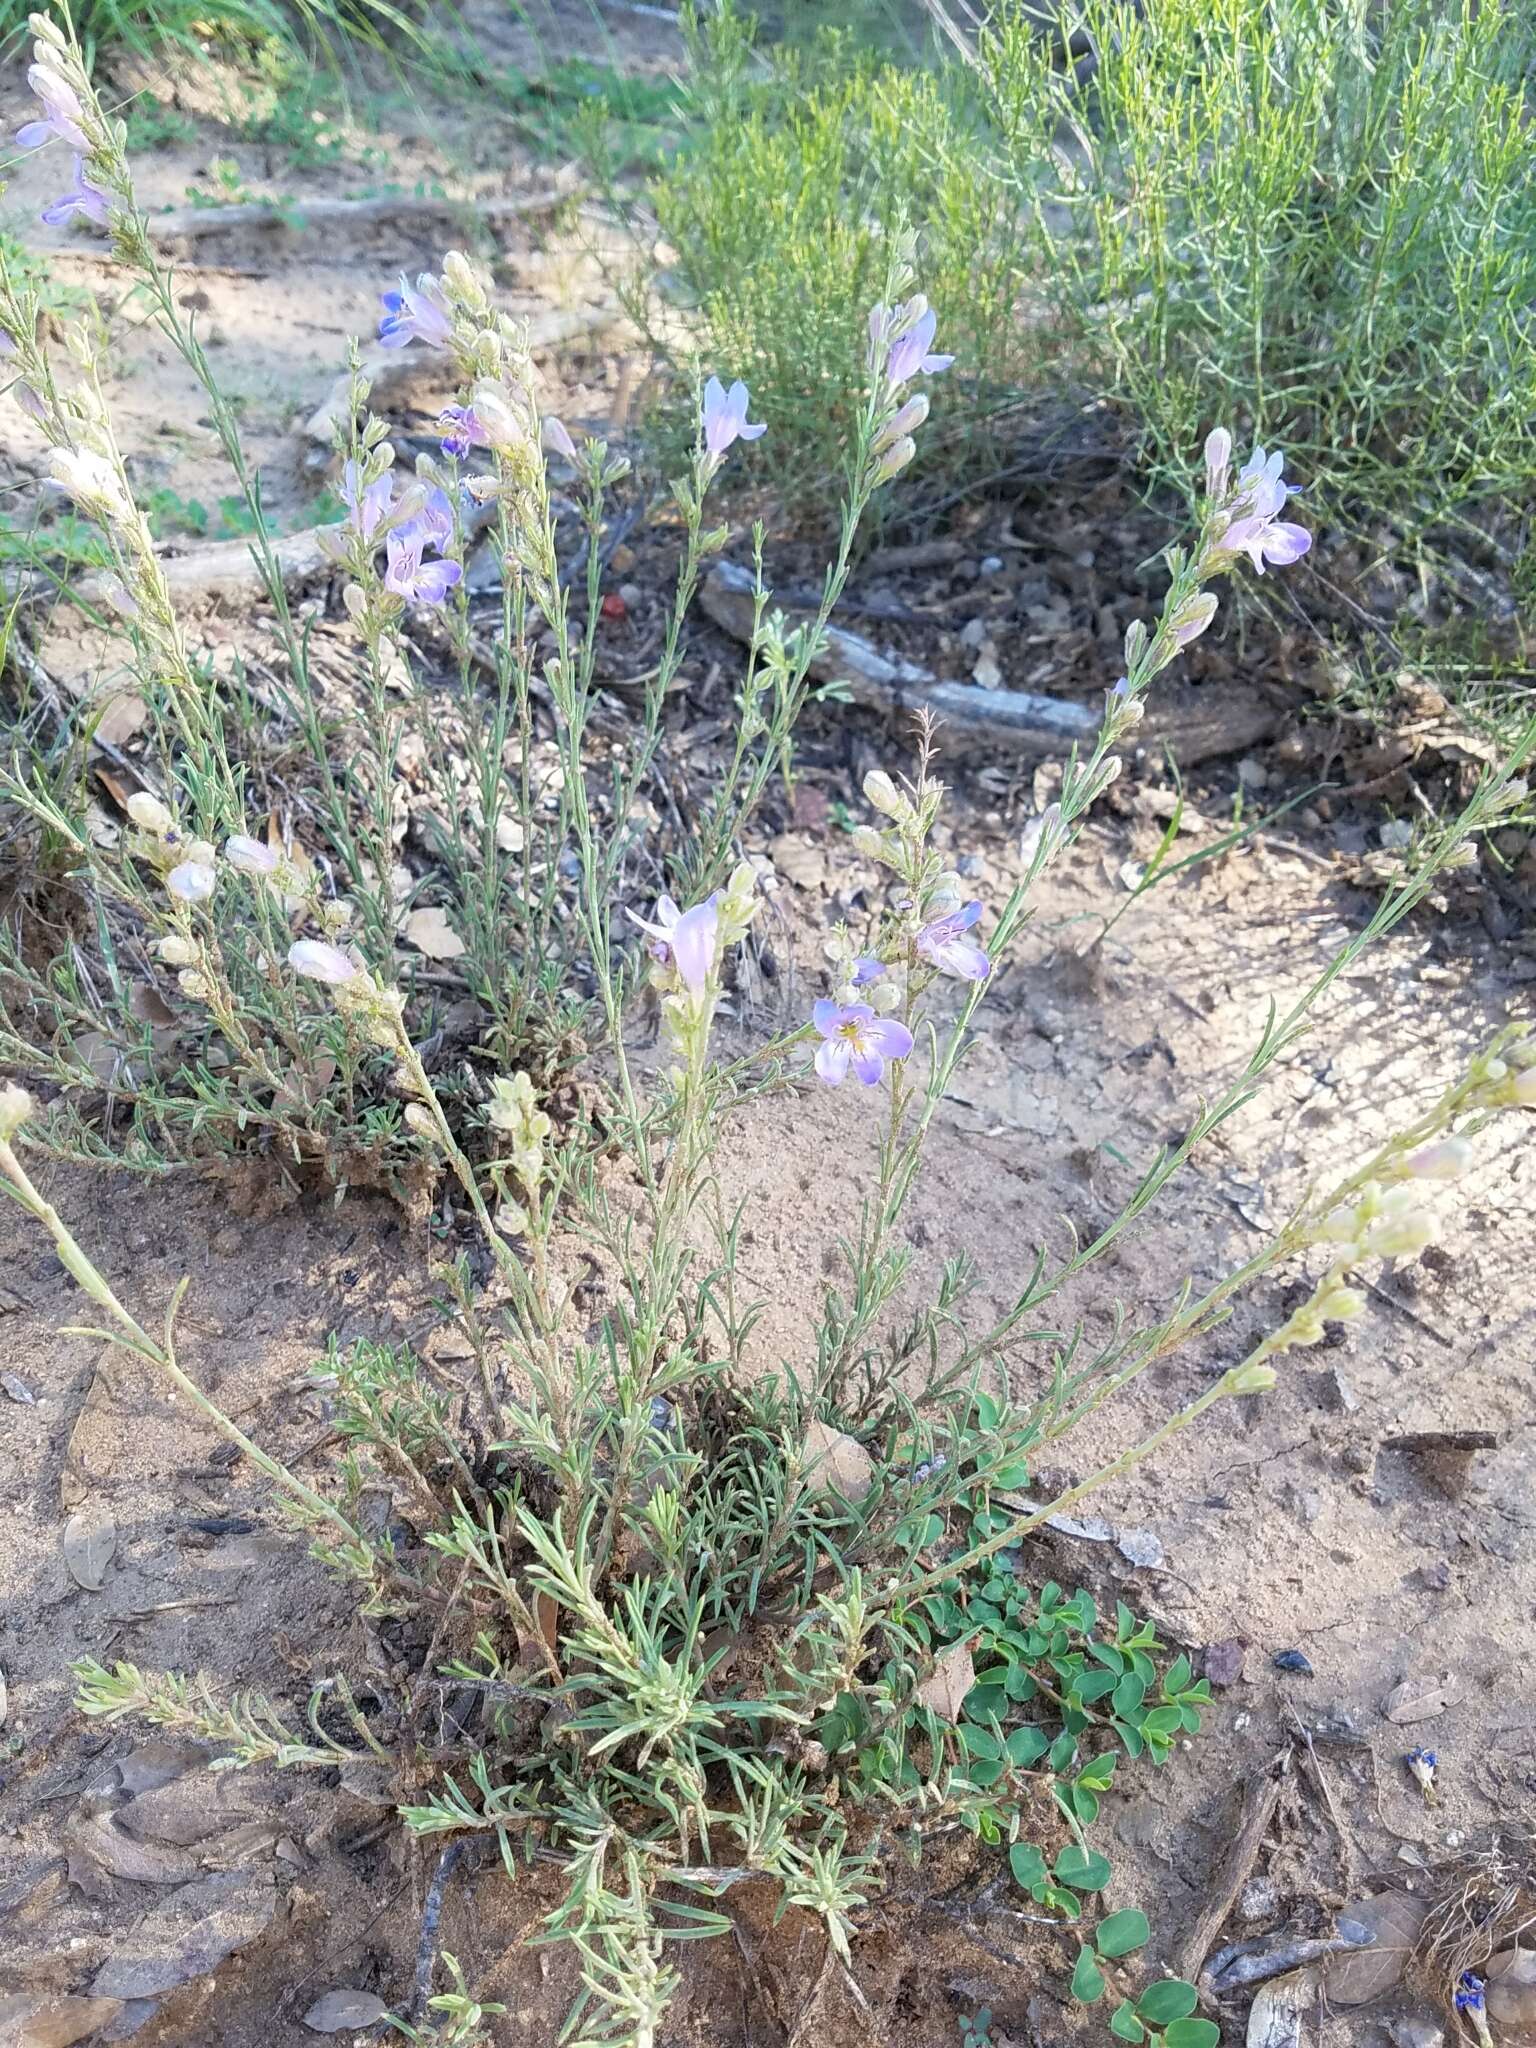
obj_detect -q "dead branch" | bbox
[1178,1753,1287,1990]
[700,560,1099,752]
[145,177,585,246]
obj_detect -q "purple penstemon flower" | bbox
[384,527,462,606]
[341,458,394,542]
[437,404,486,459]
[397,485,456,556]
[851,957,885,987]
[628,893,719,989]
[813,1001,914,1088]
[17,64,90,152]
[916,901,990,981]
[701,376,765,463]
[41,157,111,229]
[1213,443,1311,575]
[378,273,452,350]
[670,898,719,994]
[883,302,954,388]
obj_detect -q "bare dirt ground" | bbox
[2,15,1534,2048]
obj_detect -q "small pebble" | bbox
[979,554,1003,575]
[618,582,642,608]
[1273,1649,1315,1676]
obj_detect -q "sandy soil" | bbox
[2,16,1534,2048]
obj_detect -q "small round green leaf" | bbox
[1071,1947,1106,2005]
[1054,1845,1113,1892]
[1110,2001,1146,2043]
[1137,1980,1199,2026]
[1009,1842,1048,1889]
[1163,2021,1220,2048]
[1096,1909,1151,1959]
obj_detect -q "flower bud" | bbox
[1367,1211,1438,1260]
[289,939,359,986]
[851,826,886,861]
[342,582,369,621]
[403,1103,438,1140]
[1514,1068,1536,1107]
[542,414,578,461]
[441,249,484,306]
[862,770,905,818]
[1123,620,1148,671]
[0,1082,33,1139]
[1315,1287,1366,1323]
[225,834,280,876]
[872,434,916,485]
[156,934,197,966]
[176,970,211,1000]
[1403,1138,1471,1182]
[1203,426,1232,500]
[166,860,216,903]
[1228,1361,1276,1396]
[873,392,929,453]
[127,792,174,836]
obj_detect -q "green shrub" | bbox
[647,0,1536,538]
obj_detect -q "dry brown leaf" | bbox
[129,981,179,1028]
[99,1739,213,1798]
[62,1506,117,1591]
[1323,1893,1428,2005]
[401,905,466,959]
[0,1992,125,2048]
[61,1367,119,1511]
[801,1419,874,1502]
[302,1989,391,2033]
[117,1771,254,1847]
[64,1807,201,1885]
[88,1872,276,2001]
[916,1638,975,1722]
[1382,1672,1462,1723]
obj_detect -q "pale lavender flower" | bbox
[437,404,486,459]
[884,303,954,387]
[225,834,280,875]
[384,527,462,605]
[916,900,991,981]
[0,331,14,359]
[543,415,578,461]
[166,860,216,903]
[289,939,358,985]
[396,485,456,556]
[17,64,90,152]
[670,897,720,994]
[813,1000,914,1087]
[42,157,110,229]
[14,383,48,424]
[341,459,394,541]
[378,273,452,350]
[851,957,885,987]
[628,893,684,963]
[701,376,765,462]
[1219,509,1312,574]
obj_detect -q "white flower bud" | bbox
[156,935,197,966]
[862,770,905,818]
[225,834,280,875]
[1515,1068,1536,1107]
[403,1103,438,1139]
[1403,1138,1471,1182]
[177,970,211,1000]
[166,861,216,903]
[851,826,886,861]
[1228,1360,1276,1396]
[0,1082,33,1139]
[289,939,359,986]
[127,792,174,835]
[1367,1210,1438,1260]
